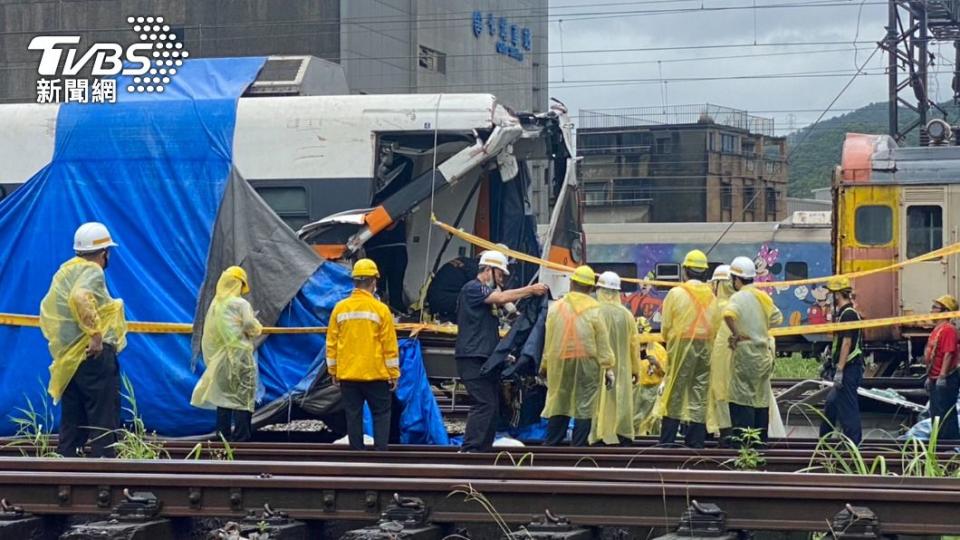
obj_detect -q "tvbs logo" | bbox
[29,16,188,103]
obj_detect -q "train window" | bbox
[854,205,892,245]
[906,205,943,258]
[592,263,638,293]
[785,262,808,280]
[256,186,310,230]
[655,263,681,282]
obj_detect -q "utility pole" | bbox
[881,0,960,144]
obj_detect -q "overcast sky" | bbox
[547,0,957,135]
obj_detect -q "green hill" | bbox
[786,102,959,196]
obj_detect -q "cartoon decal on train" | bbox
[584,218,832,331]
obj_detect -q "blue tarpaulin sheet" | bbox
[0,58,449,442]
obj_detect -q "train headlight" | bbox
[925,118,952,144]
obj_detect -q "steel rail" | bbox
[0,465,956,533]
[0,445,948,473]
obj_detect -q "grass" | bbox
[772,355,822,379]
[449,484,533,539]
[105,375,169,460]
[5,388,60,458]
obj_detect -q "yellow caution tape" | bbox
[431,215,960,290]
[0,313,461,337]
[635,309,960,343]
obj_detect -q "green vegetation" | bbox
[773,355,821,379]
[787,101,960,196]
[5,390,60,458]
[108,375,169,459]
[733,427,767,471]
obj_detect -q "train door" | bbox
[899,187,949,315]
[836,183,899,340]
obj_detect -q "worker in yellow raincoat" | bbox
[633,317,668,436]
[540,266,616,446]
[722,256,783,445]
[191,266,263,442]
[40,222,127,458]
[591,271,642,445]
[656,249,716,448]
[707,264,735,444]
[326,258,401,451]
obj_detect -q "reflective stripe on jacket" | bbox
[327,288,400,381]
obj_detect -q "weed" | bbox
[732,427,767,471]
[449,484,533,539]
[5,390,60,458]
[215,433,235,461]
[772,355,822,379]
[105,375,169,459]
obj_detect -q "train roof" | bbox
[840,133,960,185]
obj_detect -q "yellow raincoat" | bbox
[707,279,736,435]
[541,292,615,420]
[722,285,783,409]
[655,281,716,423]
[591,289,641,444]
[191,271,263,412]
[634,341,667,435]
[40,257,127,403]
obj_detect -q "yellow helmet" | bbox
[224,266,250,295]
[682,249,709,270]
[935,294,959,312]
[570,265,597,286]
[352,258,380,279]
[826,276,852,292]
[636,316,652,334]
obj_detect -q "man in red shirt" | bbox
[924,294,959,441]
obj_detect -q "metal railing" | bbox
[578,104,775,136]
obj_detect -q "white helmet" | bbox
[711,264,731,281]
[596,271,621,291]
[74,222,118,254]
[479,250,510,275]
[729,256,757,279]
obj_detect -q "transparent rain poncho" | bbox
[541,291,615,420]
[707,279,736,435]
[722,285,783,409]
[590,288,641,444]
[40,257,127,403]
[634,341,668,436]
[191,271,263,412]
[655,281,716,424]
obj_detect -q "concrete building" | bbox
[576,105,788,224]
[0,0,548,112]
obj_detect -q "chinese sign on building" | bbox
[473,11,532,62]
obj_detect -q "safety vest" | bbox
[831,305,863,363]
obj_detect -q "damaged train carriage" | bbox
[231,94,584,429]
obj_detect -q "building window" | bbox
[583,182,608,206]
[785,261,808,280]
[906,205,943,258]
[721,134,738,153]
[743,184,756,215]
[256,186,309,230]
[418,45,446,74]
[656,137,671,154]
[854,205,893,246]
[720,185,732,211]
[765,187,778,218]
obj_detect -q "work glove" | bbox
[936,377,947,389]
[389,379,398,392]
[605,369,615,388]
[832,371,843,389]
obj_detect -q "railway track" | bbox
[0,456,957,535]
[2,440,953,473]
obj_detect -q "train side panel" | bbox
[587,237,832,331]
[836,183,900,341]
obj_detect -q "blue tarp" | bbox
[0,56,450,442]
[0,58,268,435]
[362,339,449,445]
